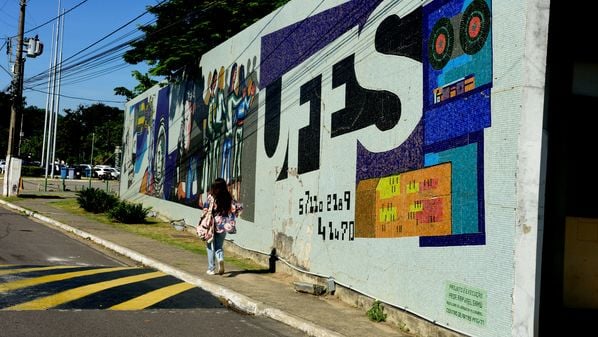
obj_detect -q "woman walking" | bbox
[204,177,239,275]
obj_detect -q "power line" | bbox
[21,1,169,91]
[16,0,89,37]
[0,63,11,76]
[27,87,125,104]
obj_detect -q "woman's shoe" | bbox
[206,269,216,275]
[218,260,225,275]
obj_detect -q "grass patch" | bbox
[47,198,262,270]
[1,196,22,203]
[50,198,204,254]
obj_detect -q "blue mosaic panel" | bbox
[421,132,486,246]
[423,0,493,145]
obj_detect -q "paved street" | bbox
[0,193,309,337]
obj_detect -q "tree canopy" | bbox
[57,103,124,166]
[114,70,158,100]
[0,94,123,168]
[123,0,290,79]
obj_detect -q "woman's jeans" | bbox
[206,231,226,271]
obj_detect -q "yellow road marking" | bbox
[0,267,131,292]
[109,282,196,310]
[0,265,78,276]
[5,271,165,310]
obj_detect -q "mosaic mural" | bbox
[124,0,492,249]
[125,62,259,208]
[351,0,491,246]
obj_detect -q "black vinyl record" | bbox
[459,0,491,55]
[428,17,454,70]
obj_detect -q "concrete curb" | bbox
[0,199,344,337]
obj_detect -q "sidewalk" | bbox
[0,189,414,337]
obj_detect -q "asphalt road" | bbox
[0,202,306,337]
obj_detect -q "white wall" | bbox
[121,1,550,336]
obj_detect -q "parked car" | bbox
[95,167,120,180]
[0,159,5,173]
[92,165,111,178]
[76,164,93,178]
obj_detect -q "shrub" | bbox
[108,201,151,224]
[76,187,118,213]
[21,165,44,177]
[366,300,387,322]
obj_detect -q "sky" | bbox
[0,0,163,112]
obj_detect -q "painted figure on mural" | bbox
[202,70,218,202]
[153,118,167,198]
[213,67,226,185]
[232,61,258,198]
[174,80,202,206]
[233,71,255,184]
[222,63,240,184]
[123,119,135,189]
[198,61,259,204]
[175,84,190,200]
[139,97,155,195]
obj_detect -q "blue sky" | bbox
[0,0,162,112]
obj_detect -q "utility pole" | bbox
[7,0,26,159]
[3,0,26,197]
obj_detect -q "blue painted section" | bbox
[422,0,493,146]
[425,143,478,234]
[421,132,485,246]
[155,87,171,198]
[259,0,382,89]
[423,87,491,145]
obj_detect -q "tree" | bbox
[0,92,11,158]
[56,103,124,166]
[122,0,290,80]
[0,92,43,161]
[1,94,123,166]
[18,105,46,161]
[114,70,158,100]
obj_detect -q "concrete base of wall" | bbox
[224,240,466,337]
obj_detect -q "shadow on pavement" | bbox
[16,194,65,199]
[225,268,273,278]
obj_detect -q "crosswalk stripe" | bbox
[5,271,166,310]
[0,265,78,276]
[0,267,131,292]
[109,282,196,310]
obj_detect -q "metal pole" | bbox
[3,0,26,197]
[44,9,60,189]
[41,23,55,192]
[51,9,64,178]
[41,22,57,168]
[50,0,62,179]
[89,132,94,188]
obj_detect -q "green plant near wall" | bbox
[108,201,152,224]
[76,187,118,213]
[366,300,388,322]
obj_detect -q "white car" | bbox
[0,160,5,173]
[95,167,120,180]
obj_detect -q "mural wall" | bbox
[122,1,543,336]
